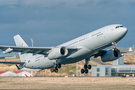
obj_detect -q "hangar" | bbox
[0,71,34,77]
[13,71,34,77]
[91,57,135,77]
[0,71,16,77]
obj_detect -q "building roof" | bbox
[95,65,135,68]
[13,71,23,74]
[0,71,7,74]
[0,71,34,77]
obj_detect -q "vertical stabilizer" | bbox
[14,35,32,62]
[14,35,28,47]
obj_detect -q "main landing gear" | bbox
[51,63,61,73]
[81,58,91,74]
[81,64,91,74]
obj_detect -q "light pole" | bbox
[76,62,78,76]
[30,38,34,47]
[30,38,34,75]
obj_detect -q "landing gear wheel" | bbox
[87,65,91,69]
[55,68,58,73]
[58,63,61,68]
[56,64,58,68]
[81,69,85,74]
[85,69,88,74]
[51,68,54,72]
[84,65,88,69]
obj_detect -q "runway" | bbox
[0,77,135,90]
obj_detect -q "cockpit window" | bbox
[115,26,124,29]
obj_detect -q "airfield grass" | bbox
[58,64,77,75]
[0,77,135,90]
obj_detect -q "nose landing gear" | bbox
[112,42,117,48]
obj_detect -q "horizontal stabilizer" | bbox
[18,68,43,71]
[0,61,25,64]
[16,65,42,71]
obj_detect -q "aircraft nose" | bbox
[122,28,128,35]
[118,27,128,38]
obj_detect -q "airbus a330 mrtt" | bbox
[0,24,128,74]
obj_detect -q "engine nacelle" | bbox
[101,48,121,62]
[48,47,68,60]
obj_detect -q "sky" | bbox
[0,0,135,56]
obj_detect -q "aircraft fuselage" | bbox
[25,24,128,69]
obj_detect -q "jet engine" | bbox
[101,48,121,62]
[48,47,68,60]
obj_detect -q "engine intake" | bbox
[101,48,121,62]
[48,47,68,60]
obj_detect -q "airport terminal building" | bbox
[92,57,135,77]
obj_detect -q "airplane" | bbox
[0,24,128,74]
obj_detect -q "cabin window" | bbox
[105,68,109,76]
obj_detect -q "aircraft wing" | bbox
[0,45,81,55]
[0,45,54,55]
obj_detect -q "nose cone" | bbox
[122,28,128,35]
[120,27,128,36]
[117,27,128,40]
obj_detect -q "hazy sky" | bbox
[0,0,135,56]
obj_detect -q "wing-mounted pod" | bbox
[48,47,68,60]
[101,48,121,62]
[2,48,13,54]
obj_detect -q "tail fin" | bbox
[14,35,32,62]
[14,34,28,47]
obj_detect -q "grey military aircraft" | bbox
[0,24,128,74]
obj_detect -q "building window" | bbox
[111,68,116,73]
[118,68,131,73]
[97,73,100,77]
[132,70,135,72]
[105,68,109,76]
[97,68,100,72]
